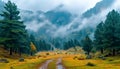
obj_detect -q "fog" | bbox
[3,0,120,38]
[3,0,100,14]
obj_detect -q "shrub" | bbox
[109,59,113,61]
[10,67,14,69]
[73,56,77,60]
[46,53,49,55]
[19,58,24,62]
[43,56,46,58]
[86,62,96,66]
[37,55,41,58]
[65,52,67,54]
[77,55,86,60]
[77,57,85,60]
[0,58,9,63]
[86,55,92,59]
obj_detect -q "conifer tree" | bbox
[82,35,92,55]
[94,22,104,54]
[103,10,120,56]
[0,1,29,55]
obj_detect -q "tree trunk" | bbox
[9,47,13,55]
[112,49,116,56]
[101,48,104,54]
[31,52,33,56]
[19,48,22,56]
[88,52,90,55]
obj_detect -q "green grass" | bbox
[13,59,46,69]
[47,60,56,69]
[0,58,46,69]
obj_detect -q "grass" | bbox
[0,47,47,69]
[0,49,62,69]
[0,57,46,69]
[47,59,56,69]
[1,48,120,69]
[62,55,120,69]
[13,58,46,69]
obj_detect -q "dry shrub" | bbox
[73,56,78,60]
[77,55,86,60]
[46,53,49,55]
[86,62,96,66]
[37,55,42,58]
[43,56,46,58]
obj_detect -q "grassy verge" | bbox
[62,56,120,69]
[0,58,46,69]
[13,59,46,69]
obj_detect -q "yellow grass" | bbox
[0,57,46,69]
[0,51,65,69]
[62,55,120,69]
[1,51,120,69]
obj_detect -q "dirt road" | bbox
[56,58,65,69]
[39,59,53,69]
[39,58,65,69]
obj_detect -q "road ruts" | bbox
[39,59,53,69]
[56,58,65,69]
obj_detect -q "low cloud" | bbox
[3,0,120,38]
[3,0,100,14]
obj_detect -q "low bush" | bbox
[86,62,96,66]
[19,58,24,62]
[0,58,9,63]
[73,56,77,60]
[46,53,49,55]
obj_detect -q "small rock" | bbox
[86,55,92,59]
[0,58,9,63]
[101,57,106,60]
[98,56,103,58]
[19,58,24,62]
[98,56,106,60]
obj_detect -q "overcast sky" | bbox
[3,0,101,14]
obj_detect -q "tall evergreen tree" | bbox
[82,35,92,55]
[0,1,29,55]
[102,10,120,56]
[94,22,104,54]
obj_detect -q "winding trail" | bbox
[56,58,65,69]
[39,59,53,69]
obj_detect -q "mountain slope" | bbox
[82,0,115,18]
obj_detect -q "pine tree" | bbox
[94,22,104,54]
[102,10,120,56]
[82,35,92,55]
[0,1,29,55]
[0,1,20,20]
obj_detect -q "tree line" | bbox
[63,10,120,56]
[82,10,120,56]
